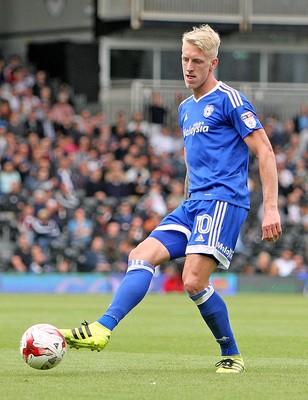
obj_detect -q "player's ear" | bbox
[210,58,218,70]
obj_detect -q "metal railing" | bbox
[101,80,308,125]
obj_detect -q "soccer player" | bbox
[61,25,282,373]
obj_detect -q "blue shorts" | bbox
[149,199,248,270]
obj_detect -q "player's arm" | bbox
[183,147,189,200]
[244,128,282,242]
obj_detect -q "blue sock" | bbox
[97,260,155,330]
[190,284,239,356]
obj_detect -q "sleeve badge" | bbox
[240,111,257,129]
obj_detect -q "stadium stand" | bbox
[0,56,306,277]
[0,0,307,279]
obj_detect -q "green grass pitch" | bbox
[1,292,308,400]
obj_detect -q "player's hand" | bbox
[261,209,282,243]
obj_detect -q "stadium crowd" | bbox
[0,54,307,279]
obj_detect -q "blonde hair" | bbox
[182,24,221,60]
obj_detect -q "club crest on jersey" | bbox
[203,104,214,118]
[241,111,257,128]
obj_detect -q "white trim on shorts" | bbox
[154,224,191,240]
[186,245,230,270]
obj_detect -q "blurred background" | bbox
[0,0,307,292]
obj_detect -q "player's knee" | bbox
[128,238,170,266]
[128,246,142,260]
[183,275,205,295]
[128,245,156,265]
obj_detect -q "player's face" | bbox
[182,42,217,98]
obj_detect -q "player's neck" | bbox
[193,77,219,100]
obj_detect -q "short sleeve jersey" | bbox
[178,81,263,210]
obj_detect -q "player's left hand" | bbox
[261,209,282,243]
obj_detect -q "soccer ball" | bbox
[20,323,66,370]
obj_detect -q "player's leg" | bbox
[61,205,189,351]
[183,254,244,373]
[97,237,171,330]
[184,200,247,372]
[60,237,171,351]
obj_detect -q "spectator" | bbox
[10,234,33,272]
[75,108,92,133]
[85,148,103,172]
[137,180,168,218]
[4,54,22,84]
[29,244,53,273]
[0,98,11,121]
[279,119,297,149]
[111,121,130,144]
[31,189,48,215]
[0,180,27,213]
[293,103,308,133]
[111,111,126,136]
[93,204,113,235]
[0,120,8,162]
[0,159,21,194]
[276,155,294,197]
[298,128,308,160]
[12,142,31,180]
[45,197,66,231]
[285,133,301,165]
[115,201,134,232]
[293,158,307,190]
[0,58,5,86]
[293,254,307,277]
[39,93,54,120]
[20,87,41,119]
[73,160,90,192]
[23,109,44,137]
[114,136,131,161]
[78,235,111,272]
[125,155,151,196]
[4,85,21,114]
[31,208,61,253]
[103,221,123,268]
[73,135,91,165]
[166,179,184,211]
[56,155,77,192]
[271,250,296,277]
[16,203,35,244]
[143,210,162,235]
[67,207,93,250]
[49,86,75,126]
[126,214,146,244]
[150,125,178,156]
[162,263,184,293]
[11,65,28,95]
[56,257,71,273]
[127,111,150,137]
[102,160,135,199]
[116,239,135,272]
[254,251,272,274]
[7,112,25,137]
[54,182,80,217]
[286,189,303,224]
[84,167,105,199]
[24,166,56,192]
[32,70,50,98]
[4,131,18,161]
[147,92,167,130]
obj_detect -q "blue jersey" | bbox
[179,81,263,210]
